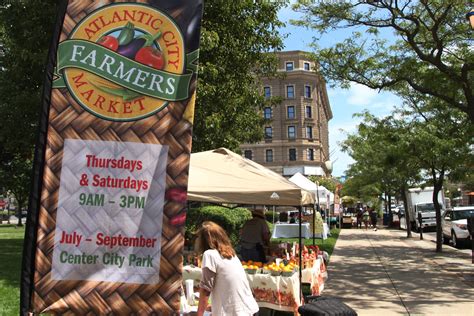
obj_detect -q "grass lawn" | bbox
[271,227,341,261]
[0,224,25,316]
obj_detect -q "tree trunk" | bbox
[432,167,445,253]
[386,192,392,226]
[16,199,23,227]
[401,186,412,238]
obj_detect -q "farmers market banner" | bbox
[21,1,203,315]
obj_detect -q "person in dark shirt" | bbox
[240,207,270,262]
[356,208,363,229]
[289,212,297,223]
[370,208,377,231]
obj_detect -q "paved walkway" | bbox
[323,227,474,315]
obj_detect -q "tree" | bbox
[0,152,32,226]
[341,112,422,238]
[292,1,474,121]
[0,1,58,222]
[194,0,285,152]
[406,101,472,252]
[0,1,57,157]
[308,175,339,192]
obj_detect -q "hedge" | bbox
[185,205,252,247]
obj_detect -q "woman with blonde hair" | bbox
[196,221,258,316]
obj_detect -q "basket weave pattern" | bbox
[31,1,193,314]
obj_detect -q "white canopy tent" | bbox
[187,148,314,206]
[187,149,315,291]
[288,172,333,208]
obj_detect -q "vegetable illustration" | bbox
[165,187,187,203]
[170,212,187,227]
[98,35,119,51]
[90,81,140,101]
[117,31,162,60]
[135,47,164,69]
[117,22,135,46]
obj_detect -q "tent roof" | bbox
[288,172,317,192]
[288,172,332,205]
[187,148,314,206]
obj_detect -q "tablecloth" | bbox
[182,260,327,314]
[272,223,311,239]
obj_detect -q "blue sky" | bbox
[278,4,402,177]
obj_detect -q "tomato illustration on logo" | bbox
[97,35,119,51]
[56,3,189,121]
[135,47,165,69]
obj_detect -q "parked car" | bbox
[441,206,474,248]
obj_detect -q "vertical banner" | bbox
[21,0,203,314]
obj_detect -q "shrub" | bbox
[265,211,274,223]
[185,205,252,247]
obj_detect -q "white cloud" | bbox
[346,83,378,106]
[328,119,362,177]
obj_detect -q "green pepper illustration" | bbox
[117,22,135,46]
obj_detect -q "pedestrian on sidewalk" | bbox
[362,207,370,230]
[356,207,363,229]
[370,208,377,231]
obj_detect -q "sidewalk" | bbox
[323,227,474,315]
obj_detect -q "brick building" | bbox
[240,51,333,177]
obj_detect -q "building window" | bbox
[264,86,271,99]
[307,148,314,161]
[244,150,253,160]
[288,126,296,139]
[305,105,312,118]
[265,149,273,162]
[286,85,295,99]
[306,126,313,139]
[285,62,294,71]
[265,126,273,139]
[304,85,311,98]
[287,106,295,119]
[264,107,272,119]
[304,62,310,71]
[289,148,297,161]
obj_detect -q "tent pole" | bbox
[312,205,315,246]
[273,205,275,224]
[298,206,303,304]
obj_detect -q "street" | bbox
[399,216,472,255]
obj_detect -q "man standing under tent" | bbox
[240,206,270,262]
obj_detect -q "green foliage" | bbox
[0,1,58,155]
[0,225,25,315]
[194,0,285,152]
[341,111,419,200]
[0,153,32,226]
[341,101,473,244]
[308,176,339,192]
[0,1,58,218]
[292,1,474,121]
[185,205,252,246]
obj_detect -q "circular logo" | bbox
[61,4,186,121]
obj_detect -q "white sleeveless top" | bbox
[201,249,259,316]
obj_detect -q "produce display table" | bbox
[182,259,327,315]
[272,223,311,239]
